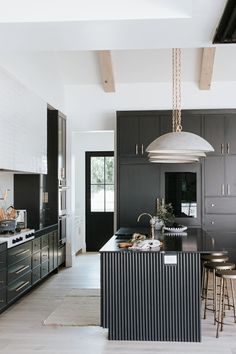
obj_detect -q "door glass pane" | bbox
[165,172,197,218]
[105,157,114,184]
[105,185,114,212]
[91,157,104,184]
[91,185,105,211]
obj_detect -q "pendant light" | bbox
[146,48,214,163]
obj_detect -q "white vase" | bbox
[152,217,164,230]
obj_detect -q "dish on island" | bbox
[129,239,162,250]
[163,225,187,233]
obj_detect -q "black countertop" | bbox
[100,227,226,253]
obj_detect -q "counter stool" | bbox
[216,270,236,338]
[203,262,235,323]
[201,254,229,300]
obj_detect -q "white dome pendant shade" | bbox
[147,48,214,163]
[146,131,214,155]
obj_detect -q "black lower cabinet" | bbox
[0,224,64,314]
[0,244,7,310]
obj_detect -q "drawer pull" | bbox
[0,299,5,303]
[135,144,138,155]
[211,203,215,207]
[221,143,224,154]
[211,221,215,225]
[16,281,30,292]
[221,184,225,196]
[227,184,230,196]
[0,280,5,284]
[227,143,230,154]
[16,265,30,275]
[141,144,144,155]
[15,249,30,257]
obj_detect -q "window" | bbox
[90,156,114,212]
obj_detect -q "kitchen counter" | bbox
[100,227,222,253]
[100,228,223,342]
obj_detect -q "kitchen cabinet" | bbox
[0,66,47,174]
[117,163,160,228]
[204,156,236,197]
[204,113,236,156]
[0,244,7,310]
[117,112,160,159]
[161,112,202,136]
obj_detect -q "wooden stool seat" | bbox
[201,254,229,263]
[205,262,235,271]
[216,269,236,279]
[215,269,236,338]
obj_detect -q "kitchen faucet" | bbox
[137,213,155,239]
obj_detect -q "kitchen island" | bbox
[100,228,224,342]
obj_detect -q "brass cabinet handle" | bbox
[135,144,138,155]
[16,265,30,275]
[141,144,144,155]
[221,184,225,196]
[227,143,230,154]
[221,143,224,154]
[227,184,230,196]
[16,281,30,292]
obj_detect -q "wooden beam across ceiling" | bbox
[97,50,115,92]
[199,47,216,90]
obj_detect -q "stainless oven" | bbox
[58,214,66,246]
[58,180,68,216]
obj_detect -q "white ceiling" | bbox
[0,0,235,88]
[0,0,229,50]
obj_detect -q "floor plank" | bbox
[0,253,236,354]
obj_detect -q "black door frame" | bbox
[85,151,114,251]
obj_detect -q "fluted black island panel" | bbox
[100,228,224,342]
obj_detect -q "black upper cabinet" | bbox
[118,164,160,228]
[161,112,202,135]
[204,113,236,155]
[117,112,160,159]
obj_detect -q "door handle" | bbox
[227,184,230,196]
[141,144,144,155]
[135,144,138,155]
[227,143,230,154]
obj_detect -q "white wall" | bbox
[0,52,65,112]
[65,81,236,131]
[0,173,14,210]
[71,131,114,254]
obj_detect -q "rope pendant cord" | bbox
[172,48,182,133]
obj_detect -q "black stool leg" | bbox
[216,277,223,338]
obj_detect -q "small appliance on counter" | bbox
[15,209,27,229]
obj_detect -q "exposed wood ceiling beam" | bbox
[199,47,216,90]
[98,50,115,92]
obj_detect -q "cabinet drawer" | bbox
[32,251,41,269]
[0,288,6,309]
[41,261,49,278]
[0,269,6,289]
[41,247,49,263]
[8,242,32,266]
[32,266,41,285]
[205,197,236,214]
[8,256,31,284]
[0,251,6,271]
[204,214,236,231]
[41,234,49,249]
[32,238,41,253]
[7,272,31,303]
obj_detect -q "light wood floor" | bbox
[0,253,236,354]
